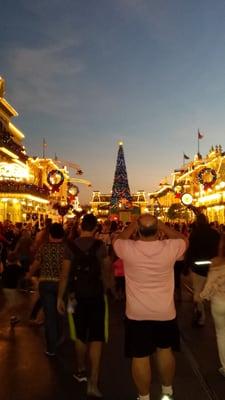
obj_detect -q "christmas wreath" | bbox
[68,184,79,196]
[198,167,217,190]
[47,169,64,192]
[67,184,79,203]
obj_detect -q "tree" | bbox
[110,142,132,208]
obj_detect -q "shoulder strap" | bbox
[72,240,102,257]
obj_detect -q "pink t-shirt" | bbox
[113,238,186,321]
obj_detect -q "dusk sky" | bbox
[2,0,225,203]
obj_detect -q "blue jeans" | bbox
[39,281,59,353]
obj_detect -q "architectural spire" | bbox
[110,142,132,208]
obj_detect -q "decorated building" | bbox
[0,77,50,222]
[149,146,225,223]
[0,77,86,223]
[90,190,148,221]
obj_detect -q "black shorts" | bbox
[124,317,180,358]
[73,297,107,343]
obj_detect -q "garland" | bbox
[47,169,64,192]
[198,167,217,190]
[0,180,49,198]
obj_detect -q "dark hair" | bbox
[138,225,158,237]
[110,221,118,233]
[81,214,97,232]
[49,223,65,239]
[196,213,208,226]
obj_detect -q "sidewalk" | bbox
[0,286,224,400]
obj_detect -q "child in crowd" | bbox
[112,256,125,300]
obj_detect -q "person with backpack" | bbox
[57,214,108,399]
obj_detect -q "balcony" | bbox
[0,180,49,200]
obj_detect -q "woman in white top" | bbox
[201,234,225,378]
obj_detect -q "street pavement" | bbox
[0,280,224,400]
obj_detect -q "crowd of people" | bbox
[0,213,225,400]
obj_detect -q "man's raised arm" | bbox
[112,221,138,244]
[157,220,189,247]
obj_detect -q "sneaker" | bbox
[45,351,56,357]
[87,381,103,398]
[219,367,225,378]
[73,370,88,383]
[161,395,174,400]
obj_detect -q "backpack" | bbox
[71,240,103,299]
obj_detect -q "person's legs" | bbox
[211,299,225,370]
[156,347,175,384]
[132,356,151,397]
[192,272,206,325]
[156,347,175,397]
[73,300,89,381]
[87,298,106,397]
[125,318,152,399]
[30,297,42,320]
[89,341,103,385]
[39,282,58,354]
[75,338,87,371]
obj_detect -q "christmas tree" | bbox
[110,142,132,208]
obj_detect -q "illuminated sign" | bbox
[181,193,193,206]
[0,162,29,181]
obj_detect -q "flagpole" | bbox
[197,129,200,156]
[43,138,46,159]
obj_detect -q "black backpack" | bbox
[71,240,103,299]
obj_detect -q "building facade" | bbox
[149,146,225,224]
[0,77,73,223]
[90,190,148,220]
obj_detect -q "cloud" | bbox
[1,0,85,116]
[19,0,75,19]
[5,39,84,115]
[116,0,186,45]
[117,0,147,8]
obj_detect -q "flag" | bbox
[183,153,190,160]
[198,130,204,139]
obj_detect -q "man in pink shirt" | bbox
[113,215,188,400]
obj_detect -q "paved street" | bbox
[0,282,224,400]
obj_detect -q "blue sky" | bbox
[1,0,225,203]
